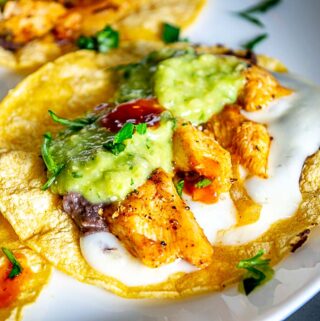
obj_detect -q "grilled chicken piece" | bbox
[173,122,232,195]
[209,105,270,178]
[104,169,213,268]
[239,65,292,112]
[0,0,142,45]
[0,1,66,44]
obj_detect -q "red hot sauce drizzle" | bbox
[100,98,164,133]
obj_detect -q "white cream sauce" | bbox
[80,232,196,286]
[81,74,320,286]
[217,74,320,244]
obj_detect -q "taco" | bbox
[0,0,205,72]
[0,41,319,298]
[0,214,51,321]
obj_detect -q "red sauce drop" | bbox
[100,98,164,133]
[183,179,219,204]
[0,253,29,308]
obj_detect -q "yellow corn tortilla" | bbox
[0,0,205,72]
[0,43,318,298]
[0,214,51,321]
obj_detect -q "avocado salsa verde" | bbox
[42,48,248,204]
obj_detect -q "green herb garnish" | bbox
[2,247,23,279]
[162,23,180,43]
[237,250,274,295]
[104,122,147,155]
[113,122,135,144]
[136,123,147,135]
[243,0,282,14]
[41,132,64,190]
[237,0,281,27]
[195,178,212,188]
[237,12,264,27]
[77,25,119,53]
[175,179,184,197]
[48,110,97,130]
[241,33,268,51]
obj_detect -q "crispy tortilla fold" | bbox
[0,43,318,298]
[0,214,51,321]
[0,0,205,72]
[116,0,206,41]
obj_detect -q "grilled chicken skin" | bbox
[239,65,292,112]
[104,169,213,268]
[173,122,233,195]
[209,105,271,178]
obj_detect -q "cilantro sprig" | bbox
[236,0,281,27]
[237,12,264,27]
[237,250,274,295]
[103,122,147,155]
[48,110,97,130]
[175,179,184,197]
[244,0,282,14]
[77,25,119,53]
[41,132,64,190]
[195,178,212,189]
[2,247,23,279]
[241,33,268,51]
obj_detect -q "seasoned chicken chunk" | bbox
[209,105,270,178]
[239,65,292,112]
[104,169,213,268]
[0,1,66,44]
[173,122,232,195]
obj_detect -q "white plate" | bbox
[1,0,320,320]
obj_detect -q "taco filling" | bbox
[37,47,300,286]
[0,42,319,296]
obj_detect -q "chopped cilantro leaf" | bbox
[237,12,264,27]
[114,123,135,144]
[2,247,23,279]
[48,110,97,130]
[96,26,119,53]
[41,132,64,190]
[77,25,119,53]
[103,141,125,156]
[104,123,147,155]
[241,33,268,51]
[77,36,96,50]
[244,0,282,14]
[237,250,274,295]
[41,132,55,173]
[195,178,212,188]
[130,178,134,186]
[136,123,147,135]
[175,179,184,197]
[162,23,180,43]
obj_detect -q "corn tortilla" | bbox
[0,43,318,298]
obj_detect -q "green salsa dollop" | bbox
[154,54,247,124]
[49,115,174,204]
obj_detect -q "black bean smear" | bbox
[63,192,108,234]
